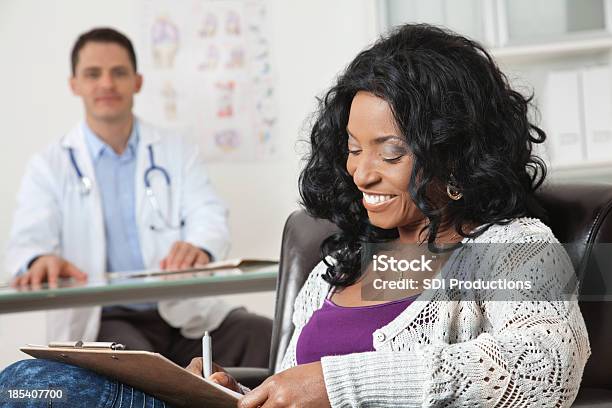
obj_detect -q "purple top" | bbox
[296,295,417,365]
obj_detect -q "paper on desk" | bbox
[107,258,278,280]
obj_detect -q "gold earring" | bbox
[447,183,463,200]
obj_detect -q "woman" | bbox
[0,23,590,407]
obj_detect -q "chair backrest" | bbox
[270,183,612,389]
[271,210,338,372]
[537,183,612,389]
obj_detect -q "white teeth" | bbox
[363,193,394,204]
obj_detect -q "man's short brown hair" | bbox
[71,27,137,75]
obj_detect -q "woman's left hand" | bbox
[238,362,331,408]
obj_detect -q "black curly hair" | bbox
[298,23,548,288]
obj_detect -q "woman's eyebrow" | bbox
[346,128,403,144]
[371,135,404,145]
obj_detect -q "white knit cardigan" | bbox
[278,218,591,407]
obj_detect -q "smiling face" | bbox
[346,91,426,233]
[70,41,142,124]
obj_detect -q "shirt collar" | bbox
[83,120,140,163]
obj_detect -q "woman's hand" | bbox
[185,357,242,394]
[238,362,330,408]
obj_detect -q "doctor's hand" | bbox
[238,362,330,408]
[12,255,87,289]
[185,357,242,394]
[159,241,210,270]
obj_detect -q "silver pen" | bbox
[202,331,212,378]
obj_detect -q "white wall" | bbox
[0,0,378,366]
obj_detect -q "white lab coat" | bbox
[6,119,236,342]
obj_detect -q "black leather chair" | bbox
[235,183,612,406]
[537,184,612,407]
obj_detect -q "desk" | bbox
[0,265,277,314]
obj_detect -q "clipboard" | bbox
[21,344,241,408]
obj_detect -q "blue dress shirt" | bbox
[83,122,146,275]
[84,122,155,310]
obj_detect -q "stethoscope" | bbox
[67,145,184,231]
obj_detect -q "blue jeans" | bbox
[0,359,170,407]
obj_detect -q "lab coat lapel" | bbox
[135,119,162,268]
[46,123,105,343]
[135,120,162,212]
[61,123,106,277]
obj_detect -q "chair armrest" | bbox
[225,367,271,390]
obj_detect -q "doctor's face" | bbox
[70,41,142,123]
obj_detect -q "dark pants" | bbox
[97,306,272,368]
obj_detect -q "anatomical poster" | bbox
[137,0,277,161]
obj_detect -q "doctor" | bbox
[5,27,271,368]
